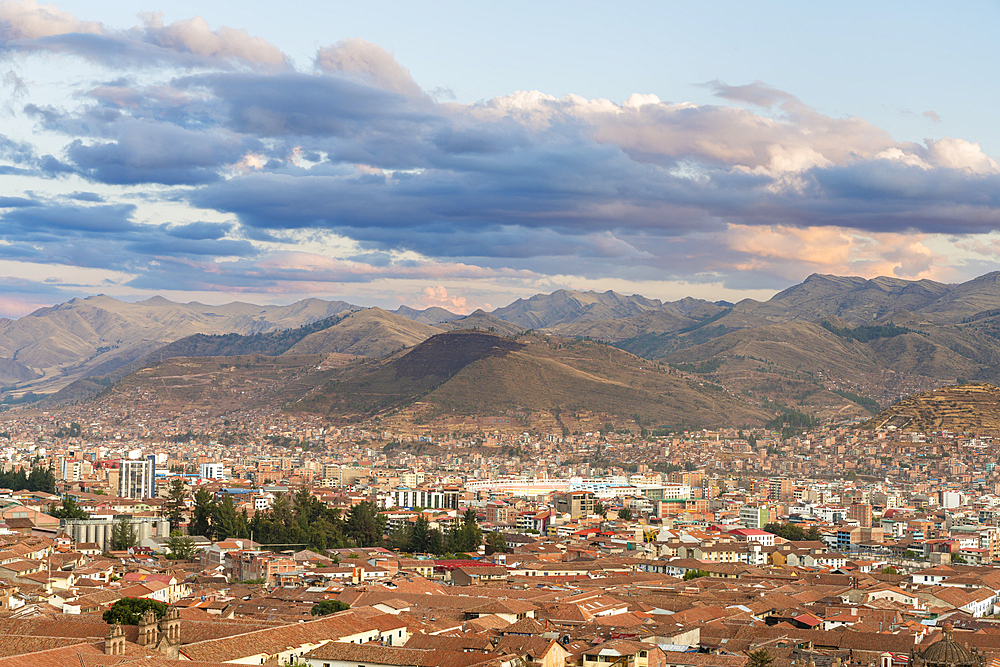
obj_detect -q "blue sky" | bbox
[0,0,998,316]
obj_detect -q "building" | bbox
[389,487,459,510]
[199,463,225,480]
[849,502,873,528]
[739,504,769,529]
[768,477,795,502]
[554,491,595,519]
[119,456,156,499]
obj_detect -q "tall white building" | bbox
[119,456,156,499]
[200,463,225,480]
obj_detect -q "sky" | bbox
[0,0,999,317]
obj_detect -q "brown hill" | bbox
[866,383,1000,434]
[296,330,768,431]
[282,308,442,357]
[0,295,357,396]
[437,310,523,336]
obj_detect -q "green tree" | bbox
[747,649,775,667]
[684,569,711,580]
[407,515,431,553]
[166,531,198,560]
[189,487,215,539]
[449,509,482,553]
[212,493,239,541]
[102,598,168,625]
[485,531,510,555]
[110,516,137,551]
[27,466,56,493]
[164,479,187,531]
[618,506,633,521]
[593,501,606,517]
[346,501,385,547]
[49,496,89,519]
[311,599,350,616]
[881,566,899,575]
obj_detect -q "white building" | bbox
[199,463,225,480]
[118,456,156,499]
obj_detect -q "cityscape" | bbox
[0,1,999,667]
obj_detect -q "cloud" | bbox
[924,110,942,123]
[0,0,289,69]
[1,5,999,305]
[412,285,469,313]
[315,38,423,98]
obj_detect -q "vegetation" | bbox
[49,495,89,519]
[618,506,633,521]
[54,422,82,438]
[765,409,819,440]
[669,359,724,374]
[762,522,823,542]
[683,569,711,580]
[311,600,350,616]
[485,531,510,555]
[747,649,775,667]
[103,598,168,625]
[249,490,387,552]
[829,388,880,412]
[0,466,56,493]
[389,508,482,556]
[110,515,138,551]
[165,531,198,560]
[820,320,912,343]
[153,312,351,360]
[164,479,187,531]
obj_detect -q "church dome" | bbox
[920,625,978,667]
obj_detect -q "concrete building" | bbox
[554,491,596,519]
[739,504,769,529]
[119,456,156,500]
[199,463,224,480]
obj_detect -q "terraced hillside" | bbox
[867,383,1000,434]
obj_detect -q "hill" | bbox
[281,308,443,357]
[0,295,358,397]
[866,383,1000,434]
[295,330,769,432]
[391,305,461,325]
[437,310,524,336]
[491,289,668,328]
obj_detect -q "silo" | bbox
[85,522,94,544]
[102,523,114,551]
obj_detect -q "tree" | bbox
[27,466,56,493]
[593,501,606,517]
[212,493,239,541]
[485,531,510,555]
[618,506,633,521]
[166,531,198,560]
[311,599,350,616]
[747,650,774,667]
[449,509,482,553]
[102,598,168,625]
[110,515,137,551]
[346,501,385,547]
[407,515,431,553]
[49,496,89,519]
[164,479,187,531]
[684,569,711,580]
[189,487,215,539]
[881,566,899,575]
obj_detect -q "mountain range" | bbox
[11,272,1000,427]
